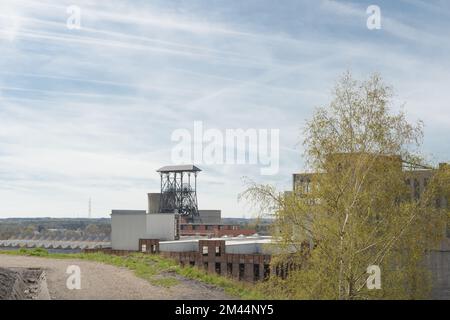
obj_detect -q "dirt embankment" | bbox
[0,255,234,300]
[0,267,25,299]
[0,267,49,300]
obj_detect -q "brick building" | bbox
[139,237,273,282]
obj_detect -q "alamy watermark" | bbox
[66,5,81,30]
[66,265,81,290]
[366,265,381,290]
[171,121,280,175]
[367,5,381,30]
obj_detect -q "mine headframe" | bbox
[157,165,201,221]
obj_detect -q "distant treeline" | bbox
[0,218,111,240]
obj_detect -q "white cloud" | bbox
[0,0,449,218]
[0,2,23,41]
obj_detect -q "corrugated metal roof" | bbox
[157,165,202,172]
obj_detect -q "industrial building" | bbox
[111,210,178,250]
[141,236,273,282]
[110,165,262,251]
[0,165,264,283]
[106,165,272,282]
[105,160,449,295]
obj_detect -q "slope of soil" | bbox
[0,267,26,300]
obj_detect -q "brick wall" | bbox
[139,239,160,254]
[84,239,272,283]
[160,239,271,282]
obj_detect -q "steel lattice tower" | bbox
[157,165,201,221]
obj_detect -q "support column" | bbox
[244,263,254,282]
[258,263,264,281]
[232,263,239,280]
[221,262,227,277]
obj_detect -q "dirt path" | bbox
[0,255,234,300]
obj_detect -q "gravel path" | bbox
[0,255,234,300]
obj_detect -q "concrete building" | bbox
[149,193,221,222]
[195,210,221,224]
[111,210,178,250]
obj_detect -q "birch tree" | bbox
[242,72,450,299]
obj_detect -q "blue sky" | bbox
[0,0,449,218]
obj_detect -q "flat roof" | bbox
[160,236,273,246]
[225,239,272,246]
[157,165,202,173]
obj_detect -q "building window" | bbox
[215,263,221,274]
[254,264,260,282]
[141,244,147,253]
[227,263,233,276]
[151,245,157,253]
[180,225,185,230]
[215,246,221,256]
[193,225,199,230]
[263,264,271,280]
[202,246,208,255]
[239,264,245,280]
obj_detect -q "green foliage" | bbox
[18,247,50,257]
[242,72,449,300]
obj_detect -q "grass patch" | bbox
[0,248,263,299]
[151,277,180,287]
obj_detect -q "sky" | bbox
[0,0,449,218]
